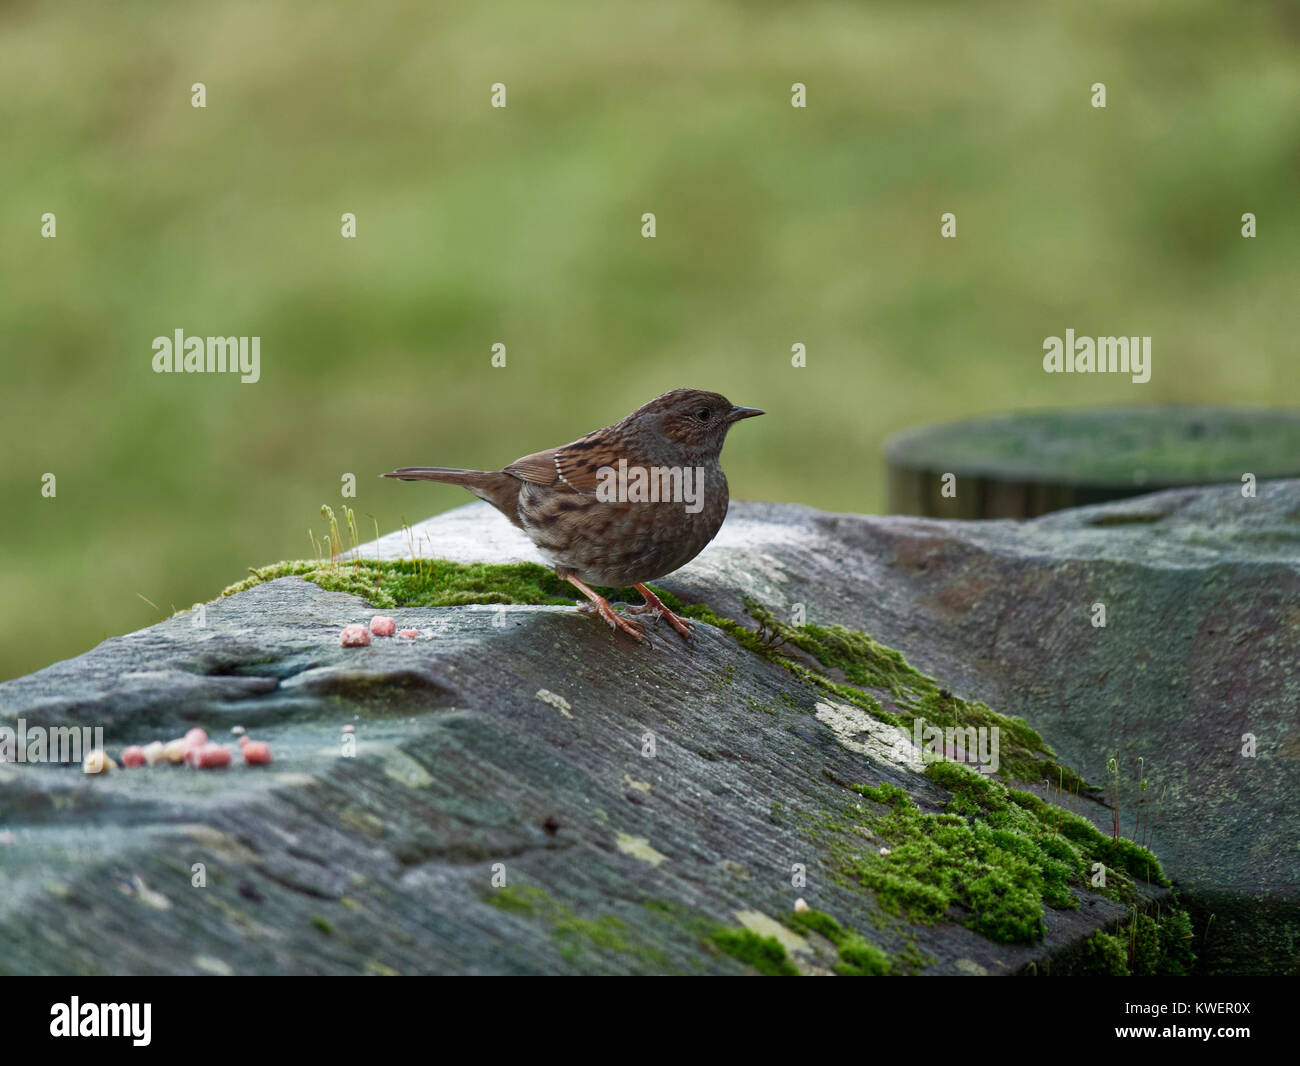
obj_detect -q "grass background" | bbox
[1,0,1297,681]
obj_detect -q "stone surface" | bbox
[3,480,1297,974]
[373,479,1300,971]
[0,575,1141,975]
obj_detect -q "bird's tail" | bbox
[380,466,525,528]
[381,466,494,487]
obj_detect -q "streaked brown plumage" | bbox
[381,388,763,643]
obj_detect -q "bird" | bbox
[381,388,763,644]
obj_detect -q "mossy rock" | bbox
[1,486,1294,973]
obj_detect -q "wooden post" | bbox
[885,408,1300,519]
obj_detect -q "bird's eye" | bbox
[695,408,711,421]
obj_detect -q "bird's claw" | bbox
[626,602,696,641]
[577,598,650,644]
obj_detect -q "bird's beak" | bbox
[727,405,765,422]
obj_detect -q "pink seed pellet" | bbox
[342,724,355,734]
[340,624,370,647]
[120,745,146,768]
[242,740,273,765]
[184,728,208,749]
[238,735,252,748]
[188,743,231,769]
[399,628,419,639]
[370,615,396,637]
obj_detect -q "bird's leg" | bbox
[628,584,695,641]
[564,573,649,644]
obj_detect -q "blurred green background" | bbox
[2,0,1298,681]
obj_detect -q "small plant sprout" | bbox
[366,513,382,587]
[401,516,424,580]
[1140,777,1151,848]
[321,505,343,567]
[344,506,359,565]
[1107,757,1120,841]
[1134,757,1144,842]
[754,612,788,649]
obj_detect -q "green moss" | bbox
[486,884,668,966]
[893,940,931,974]
[224,557,660,609]
[844,780,1049,942]
[1128,913,1161,976]
[790,907,845,942]
[1156,906,1196,976]
[787,907,893,975]
[683,599,1091,790]
[857,782,910,807]
[1114,906,1196,976]
[936,762,1167,887]
[486,884,544,915]
[710,928,800,976]
[1079,931,1130,975]
[684,602,887,718]
[799,764,1166,947]
[310,915,334,935]
[835,934,892,976]
[553,913,636,960]
[1051,901,1197,975]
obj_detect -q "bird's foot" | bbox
[630,584,696,642]
[567,575,649,645]
[580,596,649,643]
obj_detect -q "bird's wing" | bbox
[503,432,610,494]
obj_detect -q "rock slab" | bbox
[3,481,1297,974]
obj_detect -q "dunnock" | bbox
[382,388,763,643]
